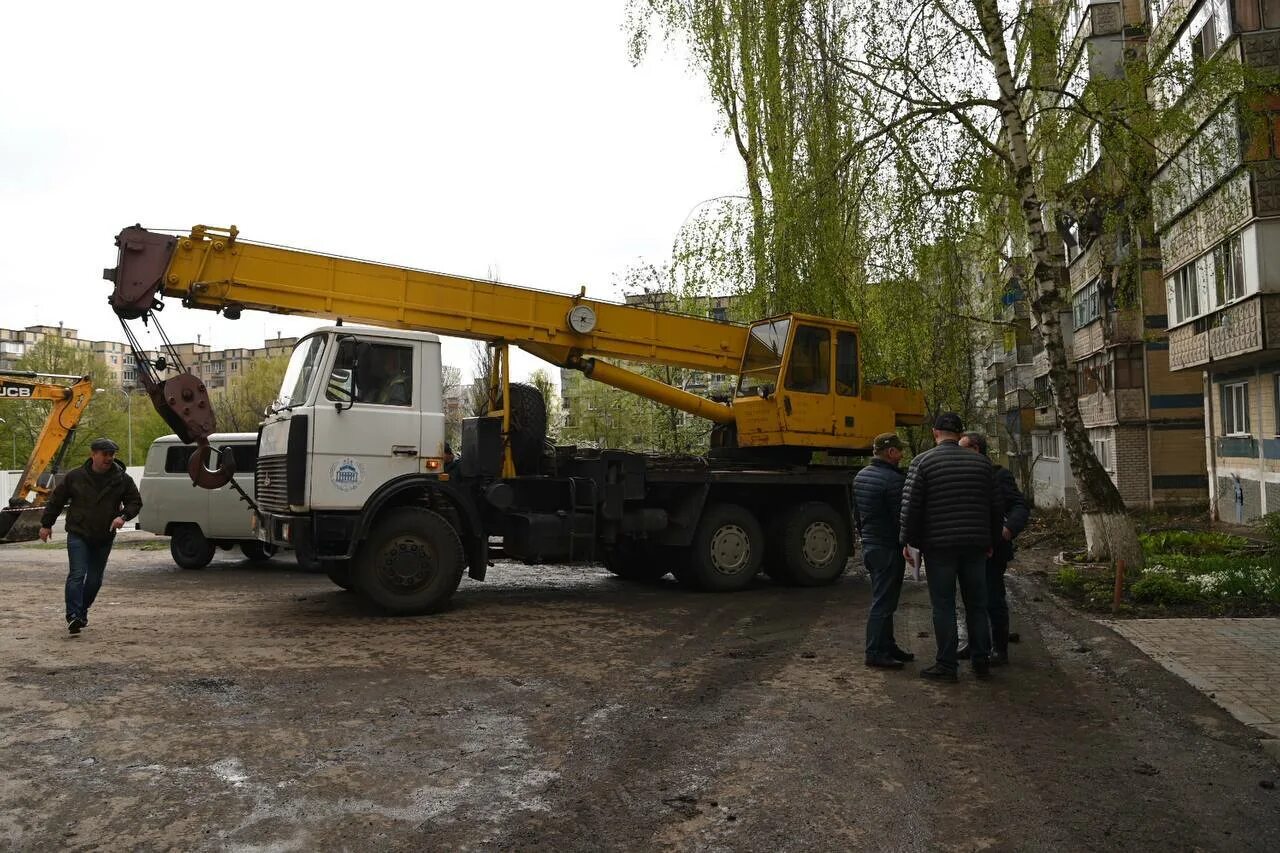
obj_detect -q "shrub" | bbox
[1055,567,1086,595]
[1130,573,1201,606]
[1255,512,1280,552]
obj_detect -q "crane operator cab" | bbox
[728,313,922,455]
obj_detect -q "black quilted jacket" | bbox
[899,440,1003,551]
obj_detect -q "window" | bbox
[328,339,415,406]
[1222,382,1250,435]
[1077,353,1111,397]
[1091,432,1114,472]
[1237,0,1280,30]
[737,318,790,397]
[1073,282,1102,329]
[164,446,196,473]
[1213,233,1246,305]
[784,326,831,394]
[1033,432,1060,460]
[835,331,858,396]
[1112,345,1145,389]
[1172,263,1201,323]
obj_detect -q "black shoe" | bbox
[889,646,915,662]
[973,659,992,679]
[956,643,971,660]
[865,654,905,669]
[67,617,84,635]
[920,665,958,683]
[990,650,1009,667]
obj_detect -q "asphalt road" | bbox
[1,540,1277,851]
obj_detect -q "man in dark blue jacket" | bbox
[900,413,1004,682]
[958,432,1030,665]
[853,432,913,669]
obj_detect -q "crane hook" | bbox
[187,440,237,489]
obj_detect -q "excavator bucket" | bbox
[0,501,45,543]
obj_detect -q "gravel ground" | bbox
[1,537,1277,852]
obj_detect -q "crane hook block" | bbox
[105,226,178,320]
[147,372,217,445]
[187,440,237,490]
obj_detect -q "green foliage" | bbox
[1253,512,1280,551]
[559,369,709,453]
[2,336,113,469]
[211,355,289,433]
[1130,573,1201,606]
[1054,566,1085,595]
[525,368,561,439]
[1139,530,1251,557]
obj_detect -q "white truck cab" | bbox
[254,326,447,558]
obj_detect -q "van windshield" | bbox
[272,334,327,412]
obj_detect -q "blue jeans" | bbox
[863,545,905,657]
[922,547,990,670]
[65,533,114,623]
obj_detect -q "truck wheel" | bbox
[773,502,851,586]
[240,541,278,563]
[604,542,670,582]
[685,503,763,592]
[354,507,464,615]
[170,524,215,570]
[293,539,324,574]
[497,382,547,475]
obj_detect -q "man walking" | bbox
[958,432,1030,666]
[853,432,913,669]
[899,413,1003,682]
[38,438,142,635]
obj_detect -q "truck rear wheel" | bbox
[604,542,670,583]
[684,503,763,592]
[354,507,464,615]
[771,501,851,586]
[170,524,215,570]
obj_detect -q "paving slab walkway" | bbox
[1105,617,1280,739]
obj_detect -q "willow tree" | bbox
[627,1,979,431]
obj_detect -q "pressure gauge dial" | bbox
[567,304,597,334]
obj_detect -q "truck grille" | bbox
[255,455,290,512]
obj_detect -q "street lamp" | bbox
[96,386,134,466]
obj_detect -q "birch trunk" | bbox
[973,0,1143,568]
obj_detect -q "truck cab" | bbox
[253,326,447,559]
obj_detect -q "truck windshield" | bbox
[272,334,327,412]
[737,318,790,397]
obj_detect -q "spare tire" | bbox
[496,382,547,475]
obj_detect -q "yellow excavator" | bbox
[106,224,924,613]
[0,372,95,542]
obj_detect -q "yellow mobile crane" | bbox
[0,372,95,542]
[106,224,924,613]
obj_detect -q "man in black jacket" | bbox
[899,413,1003,681]
[853,432,913,669]
[958,432,1030,665]
[38,438,143,635]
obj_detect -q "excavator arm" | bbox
[0,372,95,542]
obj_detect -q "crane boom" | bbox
[108,225,749,373]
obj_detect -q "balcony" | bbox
[1034,405,1058,429]
[1078,390,1117,427]
[1033,349,1052,378]
[1168,292,1280,371]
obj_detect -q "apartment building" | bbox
[993,0,1208,510]
[1153,0,1280,519]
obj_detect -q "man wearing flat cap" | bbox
[899,413,1003,682]
[39,437,142,635]
[854,432,913,668]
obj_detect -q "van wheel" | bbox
[354,507,464,615]
[170,525,215,570]
[773,502,851,586]
[684,503,763,592]
[240,541,277,563]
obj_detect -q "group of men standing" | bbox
[853,412,1029,682]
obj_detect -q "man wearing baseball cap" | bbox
[38,437,142,635]
[899,412,1003,681]
[853,431,913,669]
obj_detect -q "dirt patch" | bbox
[1,542,1277,850]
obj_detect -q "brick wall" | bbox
[1115,425,1151,507]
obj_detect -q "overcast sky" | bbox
[0,2,741,384]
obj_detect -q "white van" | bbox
[139,433,284,569]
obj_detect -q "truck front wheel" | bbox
[170,524,215,570]
[771,502,851,586]
[354,507,465,615]
[240,541,278,563]
[683,503,763,592]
